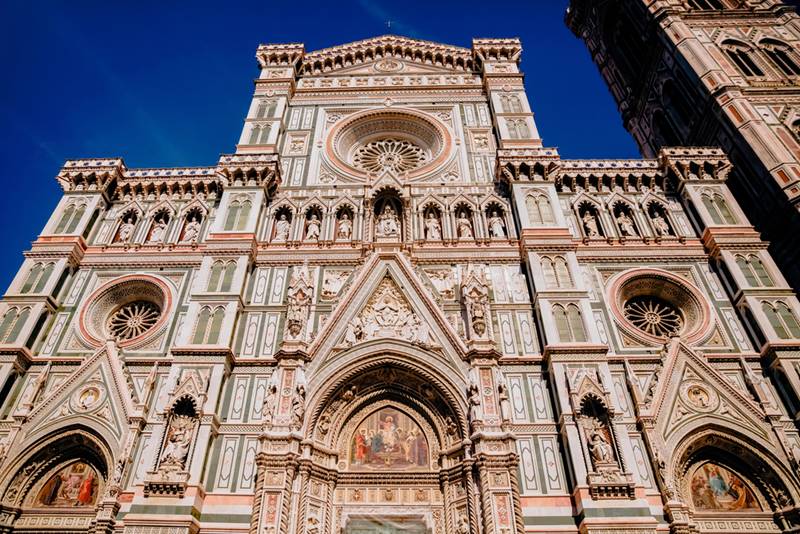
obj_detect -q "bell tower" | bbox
[567,0,800,290]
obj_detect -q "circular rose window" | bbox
[326,109,452,180]
[79,274,172,348]
[608,269,712,344]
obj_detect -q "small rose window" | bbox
[107,301,161,340]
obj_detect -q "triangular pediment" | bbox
[308,252,467,369]
[648,341,771,448]
[302,35,475,76]
[22,341,135,450]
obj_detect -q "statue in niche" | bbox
[498,383,512,423]
[285,264,313,340]
[376,204,400,237]
[117,217,136,242]
[424,212,442,240]
[290,384,306,431]
[149,216,168,243]
[262,383,277,428]
[456,211,473,238]
[274,214,291,241]
[461,266,490,340]
[582,211,600,237]
[616,212,637,236]
[586,421,614,465]
[488,211,506,238]
[159,415,195,471]
[181,216,201,243]
[337,212,352,240]
[652,212,671,236]
[468,382,482,428]
[305,213,321,241]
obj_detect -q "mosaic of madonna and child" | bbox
[691,463,761,512]
[350,407,429,470]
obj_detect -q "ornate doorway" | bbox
[343,515,429,534]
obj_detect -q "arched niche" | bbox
[0,428,110,518]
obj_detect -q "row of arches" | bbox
[110,207,205,245]
[575,196,676,239]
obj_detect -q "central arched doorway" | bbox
[302,356,473,534]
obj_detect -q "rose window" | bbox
[623,296,683,338]
[107,301,161,340]
[352,138,428,174]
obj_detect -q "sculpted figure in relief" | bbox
[285,264,313,340]
[117,218,136,243]
[376,205,400,237]
[425,212,442,240]
[652,213,671,236]
[159,415,195,471]
[149,217,167,243]
[456,211,473,239]
[291,384,306,431]
[262,383,277,428]
[274,214,291,241]
[468,382,482,428]
[498,382,512,423]
[181,216,201,243]
[461,266,491,340]
[488,211,506,238]
[616,212,637,236]
[305,213,321,241]
[582,211,600,238]
[337,213,352,240]
[587,422,614,465]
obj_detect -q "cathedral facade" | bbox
[0,32,799,534]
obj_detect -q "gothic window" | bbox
[687,0,724,9]
[542,256,572,289]
[248,124,271,145]
[762,301,800,339]
[701,191,737,224]
[735,254,773,287]
[506,119,530,139]
[256,99,277,118]
[20,262,54,294]
[722,41,764,77]
[553,303,587,342]
[500,94,523,113]
[192,306,225,344]
[0,307,30,344]
[526,193,554,225]
[224,197,252,231]
[54,202,86,234]
[761,39,800,77]
[207,261,237,293]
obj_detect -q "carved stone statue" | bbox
[376,205,400,237]
[149,218,167,243]
[488,211,506,238]
[456,211,473,238]
[582,211,600,237]
[457,516,470,534]
[117,218,136,242]
[290,384,306,431]
[262,383,277,428]
[652,213,671,236]
[461,266,490,340]
[181,216,201,243]
[587,423,614,465]
[424,212,442,240]
[305,213,321,241]
[616,212,637,236]
[285,264,313,340]
[498,383,512,423]
[159,415,195,471]
[343,316,364,346]
[468,382,482,428]
[274,214,291,241]
[337,213,352,240]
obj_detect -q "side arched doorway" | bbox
[0,428,111,533]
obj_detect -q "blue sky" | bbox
[0,0,639,290]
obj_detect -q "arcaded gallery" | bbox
[0,2,800,534]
